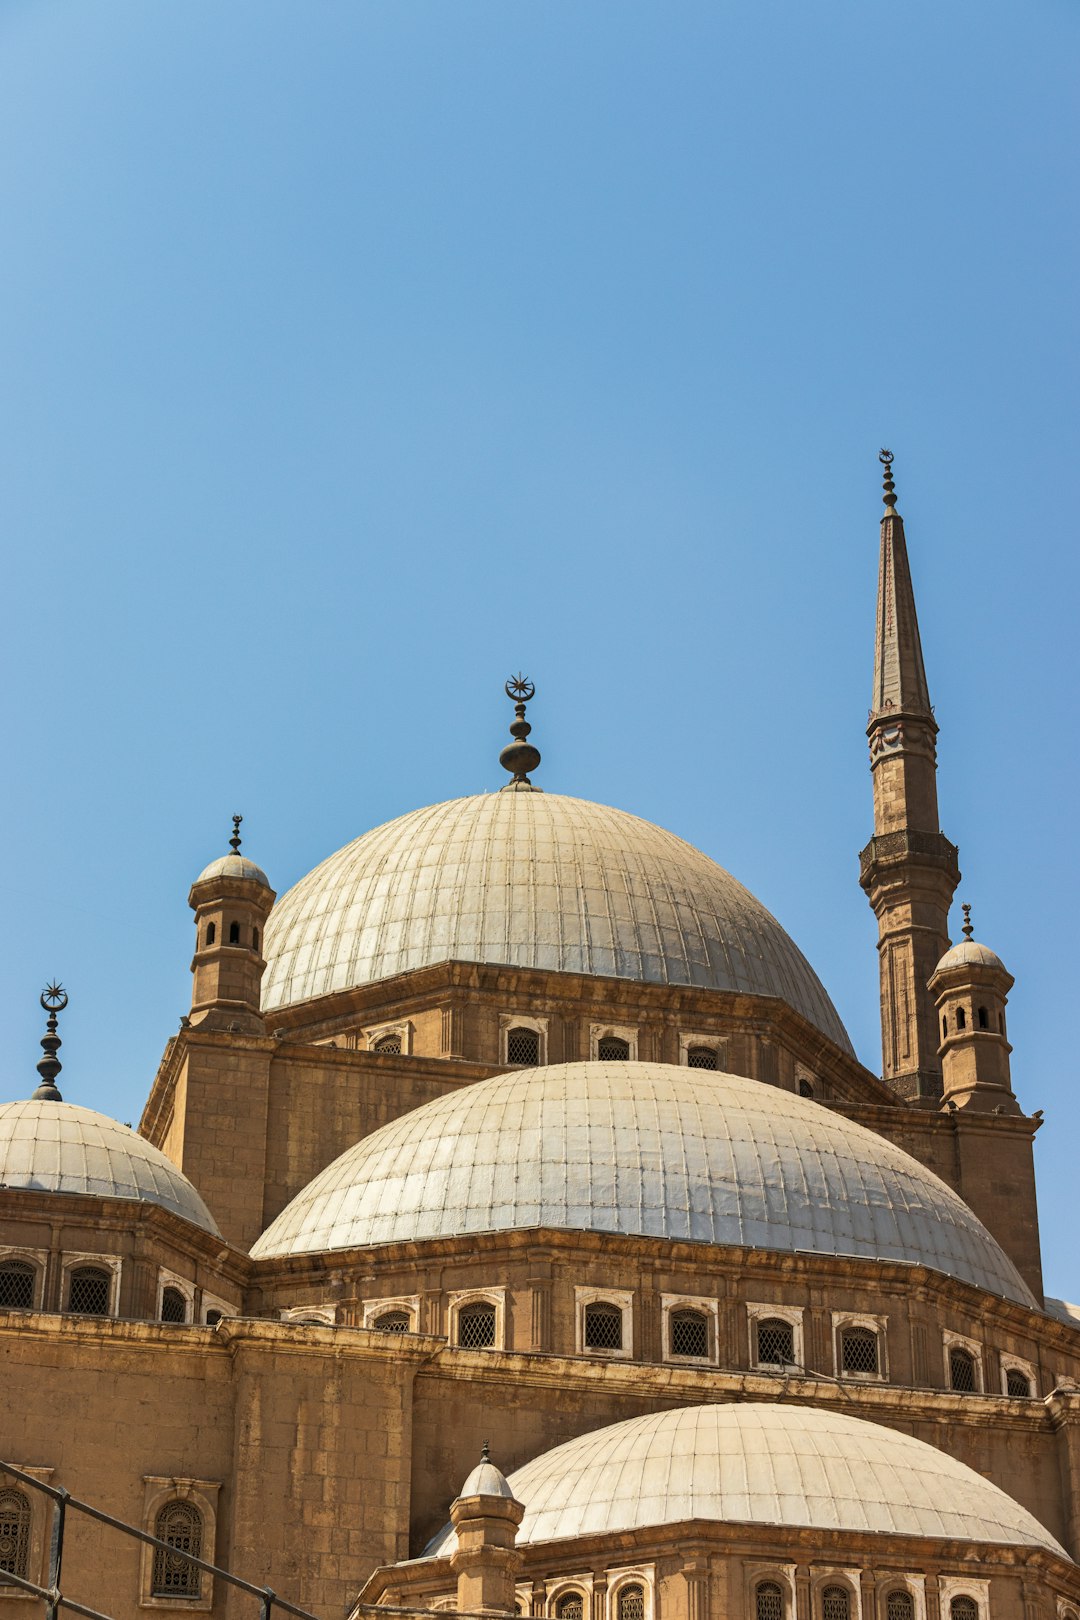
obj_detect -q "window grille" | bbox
[583,1301,623,1350]
[373,1310,411,1333]
[66,1266,111,1316]
[949,1346,977,1392]
[506,1027,540,1065]
[687,1045,718,1070]
[950,1599,978,1620]
[840,1325,879,1375]
[556,1595,584,1620]
[457,1303,497,1349]
[756,1583,784,1620]
[1006,1367,1032,1398]
[821,1588,850,1620]
[618,1585,645,1620]
[597,1036,630,1061]
[886,1593,914,1620]
[151,1500,203,1599]
[0,1488,32,1582]
[756,1317,795,1366]
[373,1034,402,1055]
[670,1308,709,1358]
[0,1259,36,1310]
[161,1287,188,1324]
[798,1079,814,1098]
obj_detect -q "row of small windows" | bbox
[755,1584,979,1620]
[554,1586,644,1620]
[204,921,259,949]
[942,1005,997,1035]
[0,1258,228,1328]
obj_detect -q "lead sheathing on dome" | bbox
[260,791,853,1053]
[249,1061,1034,1307]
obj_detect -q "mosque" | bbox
[3,454,1080,1620]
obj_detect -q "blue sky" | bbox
[2,3,1078,1293]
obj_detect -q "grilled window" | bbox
[584,1301,623,1350]
[151,1501,203,1598]
[798,1078,814,1098]
[670,1308,709,1358]
[687,1045,718,1070]
[840,1325,879,1375]
[506,1027,540,1066]
[555,1595,584,1620]
[0,1259,36,1310]
[756,1583,784,1620]
[373,1310,411,1333]
[597,1036,630,1061]
[756,1317,795,1366]
[373,1034,402,1055]
[949,1346,977,1392]
[160,1287,188,1324]
[1006,1367,1032,1398]
[0,1489,31,1582]
[950,1600,978,1620]
[66,1266,111,1316]
[886,1593,914,1620]
[821,1588,850,1620]
[618,1586,645,1620]
[457,1303,497,1349]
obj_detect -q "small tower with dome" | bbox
[447,1443,524,1614]
[188,815,276,1033]
[929,903,1018,1113]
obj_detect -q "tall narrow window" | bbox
[0,1489,32,1583]
[977,1006,988,1029]
[160,1287,188,1324]
[228,921,241,945]
[686,1045,718,1070]
[956,1006,967,1030]
[941,1014,948,1038]
[151,1501,203,1599]
[457,1302,496,1349]
[252,927,259,952]
[584,1301,623,1350]
[839,1325,879,1375]
[555,1596,584,1620]
[205,922,216,946]
[950,1600,978,1620]
[886,1594,914,1620]
[506,1027,539,1065]
[821,1588,850,1620]
[949,1346,977,1392]
[66,1266,111,1316]
[670,1308,709,1358]
[756,1317,795,1366]
[618,1586,645,1620]
[597,1036,630,1061]
[1006,1367,1032,1398]
[756,1584,784,1620]
[0,1259,36,1310]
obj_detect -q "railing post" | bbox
[45,1486,69,1620]
[261,1586,277,1620]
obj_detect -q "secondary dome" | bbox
[249,1061,1033,1305]
[0,1100,219,1234]
[260,791,852,1051]
[195,853,270,887]
[424,1404,1067,1555]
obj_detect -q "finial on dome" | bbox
[961,902,974,941]
[480,1440,491,1463]
[230,814,243,854]
[32,982,68,1102]
[499,675,542,790]
[879,448,898,512]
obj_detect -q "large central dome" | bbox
[261,791,852,1051]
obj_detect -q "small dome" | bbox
[456,1457,517,1502]
[424,1404,1066,1555]
[261,792,852,1053]
[249,1061,1034,1306]
[195,853,270,887]
[934,939,1006,974]
[0,1100,219,1234]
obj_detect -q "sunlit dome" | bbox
[260,791,852,1052]
[424,1404,1067,1555]
[249,1061,1034,1306]
[195,853,270,887]
[0,1100,219,1235]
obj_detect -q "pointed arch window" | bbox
[151,1500,203,1598]
[0,1488,32,1583]
[205,922,216,946]
[228,921,241,945]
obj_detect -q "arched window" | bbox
[949,1345,977,1392]
[205,1310,223,1327]
[950,1599,979,1620]
[506,1027,540,1065]
[886,1593,914,1620]
[0,1258,36,1310]
[457,1302,496,1349]
[228,920,241,945]
[798,1078,815,1098]
[151,1500,203,1599]
[756,1317,795,1366]
[956,1005,967,1030]
[205,921,216,946]
[66,1266,111,1316]
[756,1583,784,1620]
[977,1005,988,1029]
[0,1488,32,1583]
[839,1325,879,1375]
[555,1595,584,1620]
[584,1301,623,1351]
[687,1045,718,1070]
[1006,1367,1032,1398]
[372,1310,411,1333]
[252,927,260,952]
[821,1588,850,1620]
[618,1586,645,1620]
[670,1308,709,1358]
[597,1036,630,1061]
[942,1014,948,1038]
[373,1034,402,1055]
[160,1287,188,1324]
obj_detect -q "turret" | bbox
[859,452,960,1101]
[929,903,1018,1113]
[448,1443,524,1614]
[187,816,275,1034]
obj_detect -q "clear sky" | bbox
[2,3,1077,1293]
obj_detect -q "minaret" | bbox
[859,452,960,1102]
[188,816,276,1034]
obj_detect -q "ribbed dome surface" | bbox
[249,1062,1033,1306]
[0,1100,219,1234]
[260,792,852,1053]
[424,1404,1066,1554]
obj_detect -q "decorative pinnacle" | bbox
[480,1440,491,1463]
[33,982,68,1102]
[499,674,542,789]
[230,814,243,854]
[879,448,898,512]
[961,902,974,941]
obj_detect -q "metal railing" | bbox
[0,1461,322,1620]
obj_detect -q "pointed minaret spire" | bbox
[859,452,960,1102]
[32,983,69,1102]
